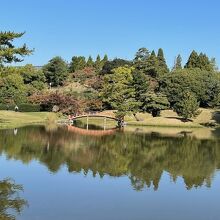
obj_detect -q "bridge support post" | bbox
[104,117,106,130]
[86,116,89,130]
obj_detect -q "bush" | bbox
[0,104,15,111]
[18,104,41,112]
[0,103,41,112]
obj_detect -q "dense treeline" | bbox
[0,31,219,119]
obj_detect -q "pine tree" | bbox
[172,54,182,70]
[69,56,86,72]
[157,48,169,74]
[210,58,218,71]
[145,50,159,77]
[132,70,149,106]
[134,48,150,70]
[142,92,170,117]
[0,31,33,66]
[185,50,214,71]
[197,53,213,71]
[102,54,108,63]
[95,55,102,71]
[87,56,94,67]
[43,56,68,86]
[174,91,200,120]
[185,50,199,69]
[151,50,156,57]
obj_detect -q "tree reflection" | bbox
[0,179,27,220]
[0,126,220,191]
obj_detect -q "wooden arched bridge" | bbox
[70,115,119,121]
[68,114,124,128]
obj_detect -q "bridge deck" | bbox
[71,115,119,121]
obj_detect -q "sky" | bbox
[1,0,220,68]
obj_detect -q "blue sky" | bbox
[1,0,220,68]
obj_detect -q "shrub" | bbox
[18,104,41,112]
[174,92,200,120]
[0,103,41,112]
[0,104,15,110]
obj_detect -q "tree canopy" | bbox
[0,31,33,66]
[43,56,68,86]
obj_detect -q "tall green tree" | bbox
[132,70,149,106]
[0,31,33,66]
[197,53,213,71]
[102,58,132,75]
[157,48,169,74]
[69,56,86,72]
[185,51,214,71]
[174,91,200,120]
[100,66,139,118]
[86,56,94,67]
[20,64,46,94]
[185,50,199,69]
[142,92,170,117]
[43,56,68,87]
[134,47,150,70]
[94,55,102,71]
[160,68,220,108]
[210,58,218,72]
[145,50,160,77]
[0,67,28,104]
[172,54,182,70]
[102,54,108,64]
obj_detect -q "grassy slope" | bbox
[125,108,220,128]
[99,108,220,128]
[0,108,219,129]
[0,111,57,129]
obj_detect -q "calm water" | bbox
[0,125,220,220]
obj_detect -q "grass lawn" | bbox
[0,111,57,129]
[125,108,220,128]
[98,108,220,128]
[0,108,219,130]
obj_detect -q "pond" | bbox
[0,125,220,220]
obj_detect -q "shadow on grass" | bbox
[164,117,193,122]
[212,111,220,124]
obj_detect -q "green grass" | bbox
[0,111,58,129]
[0,108,219,130]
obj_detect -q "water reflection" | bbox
[0,179,27,220]
[0,126,220,191]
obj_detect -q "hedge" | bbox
[0,104,41,112]
[18,104,41,112]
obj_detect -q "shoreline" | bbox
[0,109,219,130]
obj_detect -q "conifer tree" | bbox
[87,56,94,67]
[0,31,33,66]
[185,50,214,71]
[174,91,200,120]
[145,50,159,77]
[185,50,199,69]
[157,48,169,74]
[102,54,108,63]
[134,48,150,70]
[69,56,86,72]
[95,54,102,71]
[151,50,156,57]
[173,54,182,70]
[132,70,149,106]
[197,53,213,71]
[43,56,68,86]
